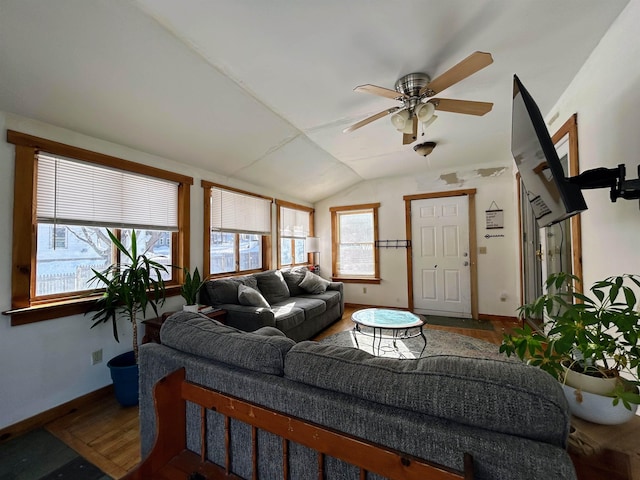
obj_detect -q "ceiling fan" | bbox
[343,51,494,145]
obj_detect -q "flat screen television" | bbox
[511,74,587,228]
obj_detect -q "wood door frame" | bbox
[404,189,478,319]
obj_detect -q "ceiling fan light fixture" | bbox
[415,102,435,123]
[413,141,437,157]
[421,114,438,129]
[390,109,410,131]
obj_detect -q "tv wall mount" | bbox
[568,164,640,203]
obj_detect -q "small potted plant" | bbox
[88,229,167,406]
[180,267,205,312]
[500,272,640,423]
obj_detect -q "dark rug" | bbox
[0,429,111,480]
[426,315,495,331]
[321,328,510,360]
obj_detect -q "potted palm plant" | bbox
[180,267,205,312]
[89,229,167,406]
[500,272,640,423]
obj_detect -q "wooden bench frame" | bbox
[125,368,474,479]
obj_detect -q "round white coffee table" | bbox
[351,308,427,356]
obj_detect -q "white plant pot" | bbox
[562,365,618,396]
[183,304,199,312]
[561,384,638,425]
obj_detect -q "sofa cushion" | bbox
[255,270,290,304]
[297,289,341,311]
[299,270,331,294]
[160,311,295,375]
[284,341,570,445]
[271,305,305,332]
[273,297,326,320]
[281,267,308,296]
[238,284,270,308]
[201,275,260,306]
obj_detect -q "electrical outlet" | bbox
[363,287,367,294]
[91,349,103,365]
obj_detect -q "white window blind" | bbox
[210,187,271,235]
[280,206,310,238]
[36,153,179,230]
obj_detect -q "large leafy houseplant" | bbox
[89,229,167,363]
[500,272,640,409]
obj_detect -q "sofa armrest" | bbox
[327,282,344,316]
[220,304,276,331]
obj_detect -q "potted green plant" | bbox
[500,272,640,422]
[88,229,167,406]
[180,266,205,312]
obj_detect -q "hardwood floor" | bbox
[44,307,518,479]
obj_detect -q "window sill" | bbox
[3,285,182,326]
[331,277,381,285]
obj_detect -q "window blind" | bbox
[36,153,179,230]
[280,206,310,237]
[210,187,271,235]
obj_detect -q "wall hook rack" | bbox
[375,240,411,249]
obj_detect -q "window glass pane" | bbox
[280,238,292,266]
[210,232,236,275]
[337,210,375,276]
[339,244,374,275]
[120,229,173,281]
[36,224,112,296]
[239,234,262,271]
[294,238,305,264]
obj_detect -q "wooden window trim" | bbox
[4,130,192,326]
[275,199,315,269]
[330,203,380,282]
[202,180,272,276]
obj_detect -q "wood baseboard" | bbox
[478,313,519,324]
[0,384,113,444]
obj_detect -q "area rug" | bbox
[426,315,495,331]
[321,328,510,360]
[0,428,112,480]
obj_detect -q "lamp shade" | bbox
[415,102,435,123]
[390,109,410,131]
[305,236,320,253]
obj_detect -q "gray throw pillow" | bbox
[238,284,270,308]
[281,267,308,296]
[255,270,291,304]
[298,270,330,294]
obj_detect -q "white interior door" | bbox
[411,196,471,318]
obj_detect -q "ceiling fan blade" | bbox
[421,51,493,96]
[354,84,407,100]
[402,116,418,145]
[343,107,400,133]
[429,98,493,116]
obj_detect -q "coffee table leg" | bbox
[353,324,361,349]
[419,325,427,356]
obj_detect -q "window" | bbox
[6,130,193,325]
[277,200,313,268]
[202,182,272,276]
[330,203,380,283]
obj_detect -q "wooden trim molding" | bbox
[403,189,478,319]
[201,179,273,201]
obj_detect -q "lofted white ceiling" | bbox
[0,0,630,203]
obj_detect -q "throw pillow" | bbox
[281,267,308,296]
[255,270,291,304]
[238,284,270,308]
[299,270,330,294]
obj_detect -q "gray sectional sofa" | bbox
[199,268,344,341]
[138,311,577,480]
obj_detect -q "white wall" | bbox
[0,111,306,430]
[314,165,521,318]
[546,0,640,286]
